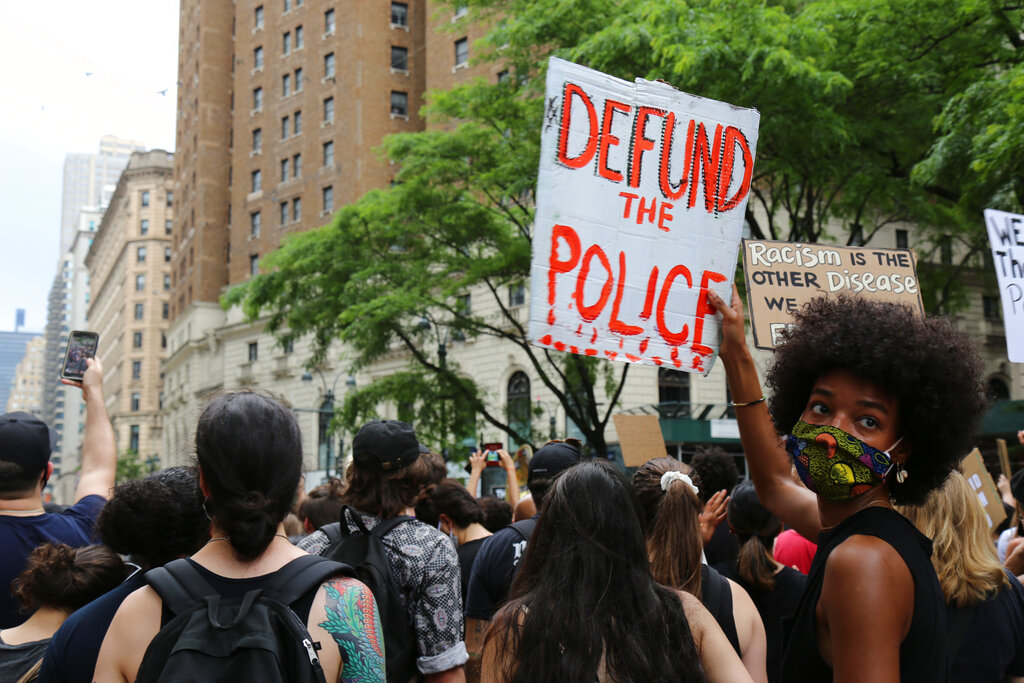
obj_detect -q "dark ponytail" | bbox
[728,480,782,592]
[196,390,302,559]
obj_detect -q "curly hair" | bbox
[97,466,209,570]
[765,294,986,506]
[689,447,740,503]
[12,543,129,614]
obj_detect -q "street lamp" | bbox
[535,398,558,441]
[301,368,356,478]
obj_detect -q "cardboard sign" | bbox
[997,438,1012,480]
[962,448,1008,530]
[613,414,668,468]
[529,58,760,374]
[741,240,924,349]
[984,209,1024,362]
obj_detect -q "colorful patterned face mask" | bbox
[785,421,901,502]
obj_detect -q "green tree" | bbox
[115,449,147,483]
[229,0,1023,454]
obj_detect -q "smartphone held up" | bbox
[61,331,99,381]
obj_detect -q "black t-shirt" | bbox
[715,561,806,683]
[780,507,948,682]
[948,568,1024,682]
[465,517,537,620]
[456,537,487,606]
[703,520,739,567]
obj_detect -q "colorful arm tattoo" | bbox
[319,577,387,683]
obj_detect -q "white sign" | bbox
[984,209,1024,362]
[528,58,760,374]
[710,419,740,439]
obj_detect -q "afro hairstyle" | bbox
[765,294,987,506]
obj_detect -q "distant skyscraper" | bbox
[0,331,42,412]
[59,135,146,255]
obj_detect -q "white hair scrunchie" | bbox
[660,471,699,495]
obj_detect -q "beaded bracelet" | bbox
[729,396,766,408]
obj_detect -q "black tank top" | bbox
[780,506,948,682]
[700,564,740,655]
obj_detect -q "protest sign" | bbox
[613,414,668,468]
[997,438,1012,480]
[528,58,760,374]
[741,240,924,349]
[984,209,1024,362]
[962,448,1008,530]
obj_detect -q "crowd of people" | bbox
[1,291,1023,681]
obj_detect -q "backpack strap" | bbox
[145,559,220,617]
[508,518,537,543]
[262,555,352,606]
[321,521,342,545]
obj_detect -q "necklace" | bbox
[208,534,290,543]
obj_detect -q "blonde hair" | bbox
[898,471,1009,608]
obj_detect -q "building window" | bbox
[132,361,142,380]
[162,302,169,319]
[161,333,167,349]
[134,303,144,320]
[895,229,908,250]
[137,246,146,263]
[165,247,171,262]
[507,371,531,440]
[165,220,172,235]
[280,201,289,226]
[454,38,468,67]
[322,185,333,212]
[133,332,143,348]
[251,211,261,237]
[282,73,291,97]
[390,91,408,116]
[163,274,171,291]
[135,274,145,291]
[254,46,264,69]
[281,115,290,139]
[280,158,289,182]
[254,5,264,29]
[323,140,334,166]
[849,224,864,247]
[250,254,259,276]
[983,295,1002,321]
[295,25,303,49]
[293,153,301,178]
[131,393,140,412]
[141,190,150,207]
[140,219,149,235]
[294,111,302,134]
[658,367,690,412]
[325,9,335,33]
[454,4,468,18]
[391,46,408,71]
[987,377,1010,401]
[253,87,263,110]
[129,425,140,452]
[283,0,291,11]
[509,283,526,307]
[292,197,301,221]
[251,169,262,193]
[248,342,259,362]
[283,31,291,54]
[391,2,408,26]
[456,293,471,315]
[323,97,334,123]
[294,67,303,91]
[940,236,953,265]
[324,52,335,78]
[252,128,262,152]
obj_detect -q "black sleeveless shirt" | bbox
[780,506,948,682]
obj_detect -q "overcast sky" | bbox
[0,1,180,333]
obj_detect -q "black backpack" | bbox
[320,506,419,683]
[136,554,350,683]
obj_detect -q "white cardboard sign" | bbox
[528,58,760,374]
[984,209,1024,362]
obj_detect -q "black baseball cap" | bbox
[528,440,582,484]
[351,419,422,472]
[0,412,56,475]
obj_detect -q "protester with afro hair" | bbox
[710,287,987,683]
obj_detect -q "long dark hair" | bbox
[486,460,705,682]
[632,457,704,597]
[728,480,782,592]
[196,390,302,559]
